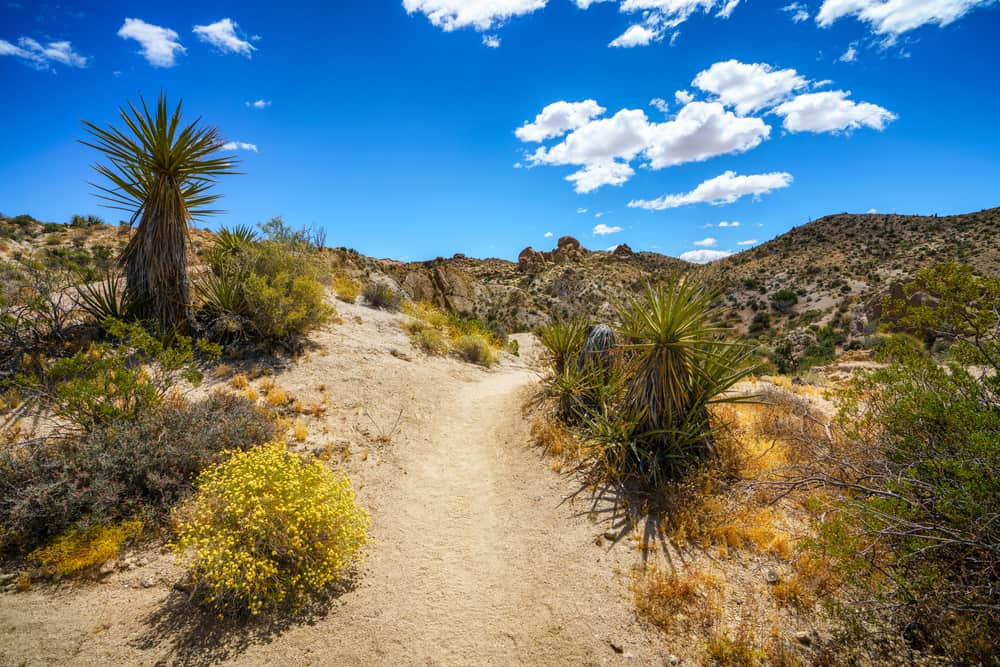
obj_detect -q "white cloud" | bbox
[737,238,758,245]
[566,161,635,193]
[717,220,740,227]
[593,223,623,235]
[693,236,717,246]
[576,207,588,213]
[193,18,255,57]
[650,97,670,113]
[605,244,620,252]
[0,37,88,70]
[482,33,501,47]
[629,170,793,210]
[781,2,810,22]
[867,208,878,213]
[245,99,271,109]
[816,0,996,39]
[402,0,547,31]
[839,44,857,62]
[774,90,897,133]
[222,141,258,152]
[610,23,661,47]
[594,211,605,218]
[544,231,554,237]
[675,89,694,104]
[118,18,185,67]
[522,101,770,192]
[516,100,606,142]
[679,249,733,263]
[692,59,810,114]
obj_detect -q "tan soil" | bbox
[0,299,666,666]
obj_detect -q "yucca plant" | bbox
[537,318,588,374]
[81,94,239,331]
[615,279,756,480]
[210,225,258,269]
[76,271,130,324]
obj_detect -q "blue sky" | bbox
[1,1,998,262]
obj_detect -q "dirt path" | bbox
[0,303,665,666]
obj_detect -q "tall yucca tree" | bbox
[81,94,238,330]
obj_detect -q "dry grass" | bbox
[292,419,308,442]
[632,564,721,633]
[230,373,249,390]
[212,363,234,379]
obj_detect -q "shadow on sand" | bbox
[130,574,357,666]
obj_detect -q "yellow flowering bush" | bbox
[30,519,143,575]
[172,441,369,616]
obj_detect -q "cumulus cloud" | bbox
[576,208,588,213]
[544,231,554,237]
[516,100,606,142]
[679,249,732,263]
[737,239,758,245]
[774,90,897,133]
[222,141,258,152]
[593,223,623,235]
[245,99,271,109]
[689,58,895,135]
[402,0,547,31]
[629,170,793,210]
[565,161,635,193]
[521,101,770,192]
[650,97,670,113]
[610,23,660,47]
[482,33,501,47]
[717,220,740,227]
[781,2,810,22]
[693,236,717,246]
[816,0,996,40]
[193,18,255,57]
[118,18,185,67]
[0,37,88,70]
[675,89,694,105]
[692,59,809,114]
[594,211,605,218]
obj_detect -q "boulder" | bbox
[517,246,546,273]
[552,236,586,263]
[612,243,634,257]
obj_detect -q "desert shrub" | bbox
[414,327,449,355]
[332,273,362,303]
[770,288,799,313]
[748,311,771,335]
[454,333,497,367]
[243,271,332,345]
[29,520,142,575]
[363,282,402,311]
[199,234,333,348]
[537,318,587,374]
[793,264,1000,661]
[172,442,369,615]
[0,392,275,554]
[25,319,212,431]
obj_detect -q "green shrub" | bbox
[454,333,498,367]
[0,392,276,554]
[172,442,369,615]
[801,263,1000,661]
[333,273,362,303]
[198,235,333,348]
[769,288,798,313]
[414,327,449,355]
[363,282,402,311]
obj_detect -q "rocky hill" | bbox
[4,207,998,366]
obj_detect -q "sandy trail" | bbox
[0,303,663,666]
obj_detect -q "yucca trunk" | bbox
[120,177,191,329]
